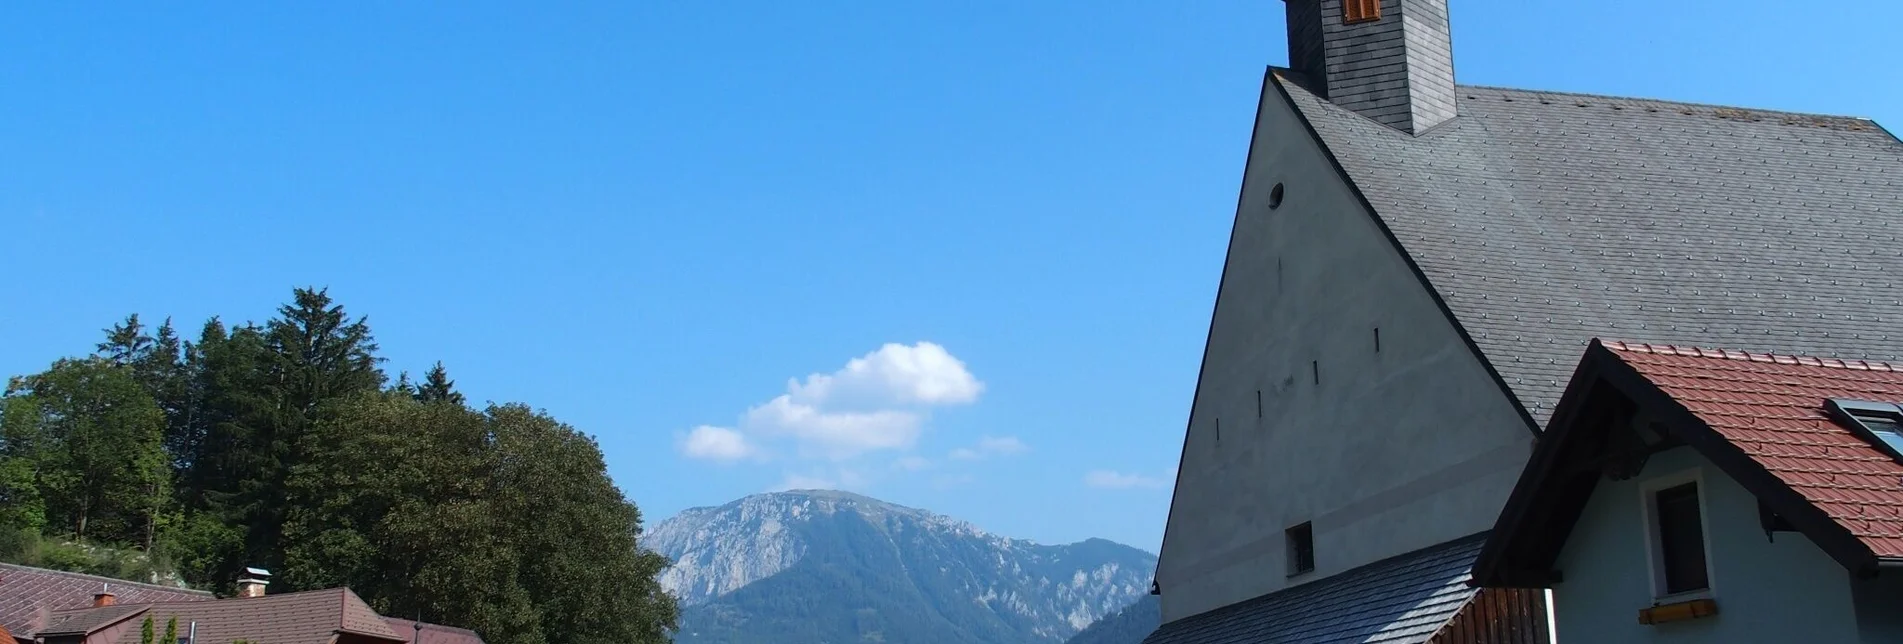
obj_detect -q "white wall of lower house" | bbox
[1153,75,1534,622]
[1552,446,1859,642]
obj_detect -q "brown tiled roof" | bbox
[0,564,211,637]
[1474,339,1903,589]
[35,605,147,636]
[383,618,485,644]
[1603,341,1903,557]
[41,588,405,644]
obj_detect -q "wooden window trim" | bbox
[1343,0,1381,24]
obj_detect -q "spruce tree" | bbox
[416,363,464,406]
[243,288,385,575]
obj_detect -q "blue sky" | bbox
[2,1,1898,554]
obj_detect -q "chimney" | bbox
[94,584,116,607]
[236,567,271,598]
[1285,0,1458,135]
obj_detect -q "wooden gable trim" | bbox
[1426,587,1551,643]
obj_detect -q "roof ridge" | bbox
[0,563,211,596]
[1454,83,1875,122]
[387,619,481,636]
[1601,339,1903,372]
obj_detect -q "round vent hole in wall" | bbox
[1268,183,1285,209]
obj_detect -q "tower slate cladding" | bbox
[1284,0,1456,134]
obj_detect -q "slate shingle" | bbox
[1141,534,1485,644]
[1275,71,1903,425]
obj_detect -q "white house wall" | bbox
[1154,75,1533,622]
[1551,446,1860,642]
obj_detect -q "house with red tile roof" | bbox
[4,564,484,644]
[36,587,406,644]
[1,564,213,644]
[381,619,484,644]
[1474,340,1903,641]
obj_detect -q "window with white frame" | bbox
[1642,472,1713,598]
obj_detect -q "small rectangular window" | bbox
[1654,483,1710,595]
[1286,522,1315,576]
[1343,0,1381,24]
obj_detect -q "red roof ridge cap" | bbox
[1597,338,1903,372]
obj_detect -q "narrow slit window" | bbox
[1654,483,1710,595]
[1286,522,1315,576]
[1343,0,1381,24]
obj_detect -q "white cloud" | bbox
[744,395,922,459]
[949,435,1028,460]
[932,474,976,490]
[679,425,757,462]
[1084,470,1168,490]
[976,435,1028,456]
[784,342,984,409]
[771,473,836,492]
[893,456,933,471]
[683,341,986,465]
[770,468,868,493]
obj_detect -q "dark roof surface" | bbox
[384,618,486,644]
[41,588,404,644]
[1609,342,1903,556]
[0,564,211,637]
[1274,71,1903,424]
[1142,534,1485,644]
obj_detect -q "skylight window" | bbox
[1827,399,1903,460]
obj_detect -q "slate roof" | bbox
[1273,70,1903,425]
[39,588,406,644]
[1142,534,1486,644]
[0,564,211,638]
[384,618,486,644]
[1609,341,1903,556]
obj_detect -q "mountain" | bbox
[1061,596,1158,644]
[647,490,1155,644]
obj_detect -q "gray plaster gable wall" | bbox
[1551,446,1864,642]
[1153,72,1531,623]
[1280,77,1903,425]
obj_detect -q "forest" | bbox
[0,288,678,644]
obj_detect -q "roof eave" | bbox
[1474,341,1886,586]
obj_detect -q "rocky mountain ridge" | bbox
[646,489,1155,643]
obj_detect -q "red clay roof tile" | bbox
[384,618,485,644]
[0,564,211,637]
[1603,341,1903,558]
[41,588,406,644]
